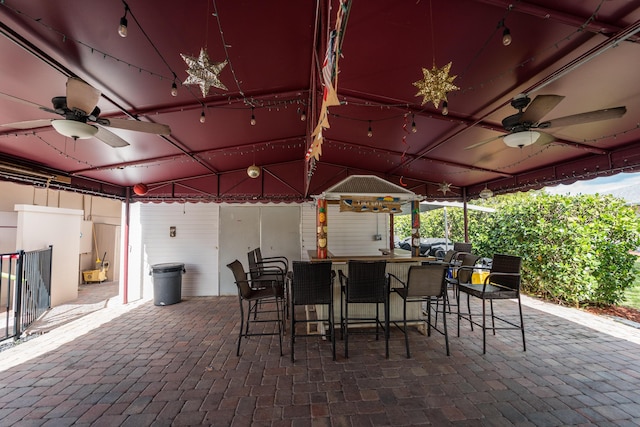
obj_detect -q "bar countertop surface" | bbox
[307,249,434,263]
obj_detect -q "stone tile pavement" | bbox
[1,283,640,426]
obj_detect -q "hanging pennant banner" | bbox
[340,196,402,213]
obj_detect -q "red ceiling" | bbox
[1,0,639,202]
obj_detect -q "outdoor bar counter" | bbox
[307,250,435,332]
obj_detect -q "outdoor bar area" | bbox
[309,176,431,326]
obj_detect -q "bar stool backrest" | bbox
[405,264,448,298]
[345,260,387,303]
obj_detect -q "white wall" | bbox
[2,180,391,304]
[15,204,83,306]
[122,202,144,302]
[0,212,17,253]
[218,205,301,295]
[301,202,390,259]
[0,181,123,283]
[137,202,219,299]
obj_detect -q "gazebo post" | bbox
[317,198,328,259]
[410,200,420,257]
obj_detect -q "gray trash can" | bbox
[150,263,185,306]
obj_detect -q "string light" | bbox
[367,121,373,137]
[171,81,178,97]
[502,27,512,46]
[200,109,206,123]
[442,101,449,116]
[411,114,417,133]
[118,1,129,38]
[250,107,256,126]
[498,19,512,46]
[2,1,608,109]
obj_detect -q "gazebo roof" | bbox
[318,175,420,201]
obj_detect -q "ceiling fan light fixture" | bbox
[503,130,540,148]
[51,120,98,140]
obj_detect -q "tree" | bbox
[394,192,640,306]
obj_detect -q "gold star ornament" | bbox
[413,62,459,108]
[181,48,228,97]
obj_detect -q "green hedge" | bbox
[394,192,640,306]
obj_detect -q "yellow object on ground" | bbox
[472,271,490,284]
[83,262,109,283]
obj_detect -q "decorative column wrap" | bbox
[410,200,420,257]
[317,199,328,259]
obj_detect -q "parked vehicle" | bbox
[396,237,453,257]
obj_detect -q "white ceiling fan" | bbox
[0,77,171,147]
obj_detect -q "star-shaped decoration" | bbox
[181,48,228,97]
[413,62,459,108]
[438,182,452,195]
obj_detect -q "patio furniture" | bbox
[387,263,451,358]
[290,261,336,362]
[247,248,289,319]
[453,242,473,254]
[255,247,289,273]
[456,254,525,354]
[339,260,388,358]
[227,259,284,356]
[443,253,480,317]
[424,248,472,315]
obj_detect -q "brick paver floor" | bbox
[1,283,639,426]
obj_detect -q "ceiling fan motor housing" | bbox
[502,114,527,131]
[503,95,533,131]
[511,95,531,111]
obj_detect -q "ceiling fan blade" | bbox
[66,77,100,115]
[520,95,564,124]
[0,119,53,130]
[542,106,627,128]
[0,91,51,110]
[465,134,503,150]
[97,118,171,135]
[536,131,555,145]
[95,126,130,147]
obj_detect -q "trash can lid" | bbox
[151,263,185,273]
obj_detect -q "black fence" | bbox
[0,246,53,342]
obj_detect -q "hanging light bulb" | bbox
[411,114,417,133]
[498,19,512,46]
[171,82,178,97]
[367,121,373,137]
[502,27,512,46]
[300,110,306,121]
[200,110,206,123]
[250,107,256,126]
[118,3,129,38]
[247,164,260,178]
[442,101,449,116]
[479,185,494,199]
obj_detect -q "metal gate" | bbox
[0,245,53,342]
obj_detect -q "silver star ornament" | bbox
[438,182,452,195]
[181,48,228,97]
